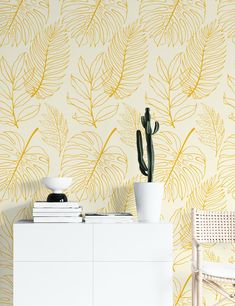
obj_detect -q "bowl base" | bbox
[47,193,68,202]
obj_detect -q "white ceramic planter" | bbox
[134,182,164,223]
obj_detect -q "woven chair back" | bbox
[192,209,235,243]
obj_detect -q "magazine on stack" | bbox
[85,213,135,223]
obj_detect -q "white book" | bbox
[33,216,83,223]
[33,208,82,213]
[85,219,136,224]
[34,202,81,208]
[85,217,134,221]
[33,212,82,217]
[86,213,133,217]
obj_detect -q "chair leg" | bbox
[197,272,202,306]
[192,272,197,306]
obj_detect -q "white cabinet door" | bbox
[14,223,92,261]
[14,262,92,306]
[94,223,172,261]
[94,262,172,306]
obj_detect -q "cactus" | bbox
[136,108,159,182]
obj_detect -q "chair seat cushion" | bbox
[202,261,235,279]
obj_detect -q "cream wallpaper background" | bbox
[0,0,235,305]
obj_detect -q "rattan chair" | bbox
[192,209,235,306]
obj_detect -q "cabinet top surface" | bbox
[14,220,172,226]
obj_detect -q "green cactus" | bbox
[136,108,159,182]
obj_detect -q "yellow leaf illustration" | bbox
[0,128,49,201]
[187,176,226,211]
[0,274,12,305]
[0,0,49,46]
[0,208,29,266]
[61,128,127,202]
[24,22,70,99]
[146,54,196,127]
[180,176,226,249]
[40,104,68,155]
[204,250,220,263]
[99,177,137,216]
[224,74,235,121]
[68,54,118,127]
[0,208,30,305]
[173,248,191,272]
[140,0,204,46]
[174,274,192,306]
[170,208,183,249]
[199,0,207,19]
[218,134,235,198]
[181,22,226,99]
[103,21,148,99]
[0,54,40,128]
[155,128,206,202]
[196,104,225,156]
[0,214,13,270]
[218,0,235,39]
[117,104,142,147]
[62,0,127,46]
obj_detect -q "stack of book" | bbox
[33,202,83,223]
[85,213,135,223]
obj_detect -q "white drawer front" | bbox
[14,262,92,306]
[94,262,172,306]
[14,223,92,261]
[94,223,172,261]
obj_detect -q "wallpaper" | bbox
[0,0,235,305]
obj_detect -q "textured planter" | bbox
[134,182,164,223]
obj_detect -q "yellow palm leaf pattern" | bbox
[61,128,127,202]
[200,0,207,19]
[173,274,192,306]
[180,177,226,248]
[218,0,235,39]
[99,177,137,216]
[155,128,206,201]
[173,248,191,272]
[62,0,127,46]
[117,104,142,147]
[204,250,220,263]
[0,1,234,305]
[40,104,68,155]
[0,208,29,268]
[0,0,49,46]
[170,208,183,248]
[185,176,226,212]
[196,104,225,156]
[224,75,235,109]
[224,74,235,122]
[0,214,13,270]
[0,54,40,128]
[103,21,148,99]
[146,54,196,127]
[0,208,30,306]
[140,0,204,46]
[24,22,70,99]
[68,53,118,127]
[0,274,12,305]
[180,22,226,99]
[218,134,235,198]
[0,128,49,201]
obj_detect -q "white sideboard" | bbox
[14,221,173,306]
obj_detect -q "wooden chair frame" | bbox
[192,209,235,306]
